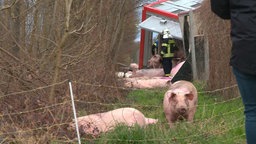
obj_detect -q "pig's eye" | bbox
[86,123,91,128]
[168,93,177,103]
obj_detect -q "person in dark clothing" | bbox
[160,29,178,77]
[211,1,256,143]
[151,39,159,56]
[151,34,163,56]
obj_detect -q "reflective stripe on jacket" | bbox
[161,39,175,58]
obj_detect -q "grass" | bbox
[81,82,246,144]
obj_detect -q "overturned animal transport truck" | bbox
[138,0,206,82]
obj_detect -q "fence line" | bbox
[198,84,238,94]
[0,80,238,100]
[0,79,68,99]
[0,122,69,136]
[0,119,244,143]
[0,101,70,118]
[76,123,244,143]
[75,94,241,109]
[75,81,127,90]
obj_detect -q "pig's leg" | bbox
[165,114,176,128]
[187,107,197,122]
[168,122,174,128]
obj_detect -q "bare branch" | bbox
[70,23,97,35]
[65,0,72,32]
[0,47,20,62]
[49,0,73,103]
[0,0,17,11]
[69,22,84,34]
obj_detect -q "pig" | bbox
[115,63,138,78]
[128,56,162,77]
[147,54,162,68]
[128,55,184,78]
[124,77,171,89]
[130,63,139,72]
[163,80,198,128]
[116,71,133,78]
[116,55,162,78]
[116,55,185,79]
[123,61,182,79]
[116,63,164,78]
[70,107,158,136]
[129,68,164,78]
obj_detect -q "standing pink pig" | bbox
[163,80,198,128]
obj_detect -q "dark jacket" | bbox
[152,40,158,55]
[160,38,177,58]
[211,0,256,75]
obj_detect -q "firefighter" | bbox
[160,29,178,77]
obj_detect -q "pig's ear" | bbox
[166,80,172,86]
[185,93,194,100]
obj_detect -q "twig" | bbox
[0,0,17,11]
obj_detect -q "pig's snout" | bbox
[176,106,189,120]
[177,107,187,115]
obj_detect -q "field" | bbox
[79,82,246,144]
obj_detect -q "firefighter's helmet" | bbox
[162,29,172,39]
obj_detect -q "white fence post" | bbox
[68,81,81,144]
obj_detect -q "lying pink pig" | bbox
[70,107,158,136]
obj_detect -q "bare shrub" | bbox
[0,0,138,142]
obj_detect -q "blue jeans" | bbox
[232,67,256,144]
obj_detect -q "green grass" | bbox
[82,83,246,144]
